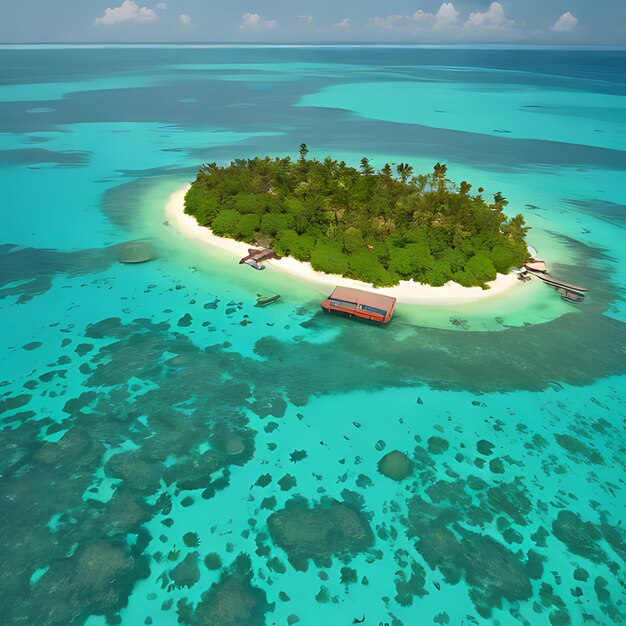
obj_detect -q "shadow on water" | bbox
[248,230,624,397]
[0,243,116,303]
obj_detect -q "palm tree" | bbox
[413,174,428,193]
[433,162,448,179]
[491,191,509,212]
[503,214,530,241]
[201,162,218,174]
[360,157,375,176]
[396,163,413,183]
[432,162,449,193]
[380,163,393,181]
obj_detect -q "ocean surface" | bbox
[1,46,625,626]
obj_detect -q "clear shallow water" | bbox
[1,47,625,626]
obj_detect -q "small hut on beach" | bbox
[239,248,279,270]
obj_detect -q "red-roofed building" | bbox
[321,286,397,324]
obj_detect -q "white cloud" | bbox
[433,3,460,29]
[94,1,157,26]
[369,3,459,31]
[368,15,401,29]
[299,15,314,24]
[336,18,350,28]
[551,12,578,32]
[464,2,514,29]
[240,13,279,30]
[156,2,167,10]
[179,14,192,26]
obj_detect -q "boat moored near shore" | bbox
[255,294,281,307]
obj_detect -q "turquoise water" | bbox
[299,79,626,151]
[1,47,625,626]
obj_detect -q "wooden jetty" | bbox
[526,270,588,294]
[524,249,587,303]
[526,269,588,303]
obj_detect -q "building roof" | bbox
[525,260,547,272]
[329,286,396,311]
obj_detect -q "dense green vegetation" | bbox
[184,147,530,287]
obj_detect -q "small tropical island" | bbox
[183,145,529,290]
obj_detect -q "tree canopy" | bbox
[184,149,530,288]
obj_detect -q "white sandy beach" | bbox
[165,185,523,306]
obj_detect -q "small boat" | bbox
[243,259,265,270]
[255,294,281,307]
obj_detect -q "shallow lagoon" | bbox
[1,46,625,626]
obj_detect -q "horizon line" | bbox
[1,42,625,50]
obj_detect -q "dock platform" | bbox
[526,270,588,294]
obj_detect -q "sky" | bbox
[0,0,625,45]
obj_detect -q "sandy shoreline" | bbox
[165,185,523,306]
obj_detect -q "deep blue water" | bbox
[1,46,625,626]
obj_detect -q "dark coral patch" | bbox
[427,436,450,454]
[407,496,532,617]
[34,427,101,469]
[105,451,163,495]
[114,240,156,264]
[394,562,427,606]
[22,341,42,351]
[10,540,147,625]
[170,552,201,589]
[554,433,603,465]
[183,532,200,548]
[0,393,32,416]
[267,496,374,571]
[377,450,413,481]
[204,553,222,570]
[486,481,532,526]
[179,555,269,626]
[476,439,495,456]
[552,510,605,563]
[277,474,297,491]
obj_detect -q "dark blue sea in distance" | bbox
[1,46,625,626]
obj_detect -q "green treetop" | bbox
[184,150,530,288]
